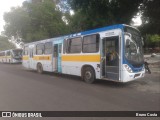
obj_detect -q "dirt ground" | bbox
[144,54,160,73]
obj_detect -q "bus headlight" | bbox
[124,64,133,73]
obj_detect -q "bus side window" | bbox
[67,37,82,53]
[44,42,52,54]
[83,34,99,53]
[36,43,44,55]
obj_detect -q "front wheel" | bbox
[83,67,95,84]
[37,63,43,74]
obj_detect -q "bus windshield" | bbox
[12,49,23,58]
[124,26,144,67]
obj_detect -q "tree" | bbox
[3,0,69,43]
[139,0,160,35]
[144,34,160,51]
[3,7,30,40]
[0,36,15,51]
[66,0,143,32]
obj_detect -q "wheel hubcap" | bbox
[85,71,91,80]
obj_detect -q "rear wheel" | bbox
[37,63,43,74]
[83,67,95,84]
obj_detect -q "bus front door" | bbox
[53,44,62,73]
[102,36,119,80]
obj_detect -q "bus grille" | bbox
[134,73,141,78]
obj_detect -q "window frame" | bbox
[36,43,44,55]
[82,34,100,53]
[44,42,52,55]
[66,37,82,54]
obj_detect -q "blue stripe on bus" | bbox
[81,24,124,35]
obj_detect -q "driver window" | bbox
[125,39,137,60]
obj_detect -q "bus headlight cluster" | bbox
[124,64,133,73]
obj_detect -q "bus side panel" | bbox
[0,56,5,63]
[33,55,53,72]
[62,61,100,79]
[6,56,11,63]
[31,57,37,70]
[23,55,30,68]
[61,54,101,79]
[4,56,7,63]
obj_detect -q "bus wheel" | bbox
[83,67,95,84]
[37,63,43,74]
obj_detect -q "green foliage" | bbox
[140,0,160,35]
[0,36,15,51]
[67,0,143,32]
[145,34,160,48]
[3,0,159,44]
[150,34,160,43]
[3,7,30,38]
[3,0,69,43]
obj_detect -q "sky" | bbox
[0,0,25,33]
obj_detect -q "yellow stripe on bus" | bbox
[0,56,5,58]
[6,56,11,58]
[33,56,51,61]
[62,55,100,62]
[23,56,29,60]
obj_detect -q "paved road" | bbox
[0,64,159,119]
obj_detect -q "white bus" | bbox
[22,24,145,83]
[0,49,23,63]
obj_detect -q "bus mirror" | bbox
[126,39,130,47]
[124,32,132,38]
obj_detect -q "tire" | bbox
[83,67,95,84]
[37,63,43,74]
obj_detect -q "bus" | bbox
[0,49,23,63]
[22,24,145,83]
